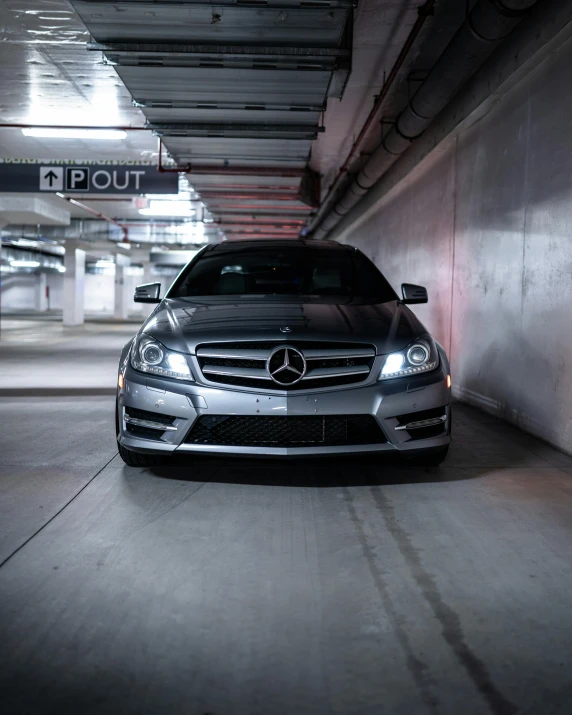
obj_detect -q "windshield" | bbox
[168,246,397,304]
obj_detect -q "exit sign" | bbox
[0,163,179,194]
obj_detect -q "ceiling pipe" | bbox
[312,0,540,239]
[309,0,436,233]
[55,193,129,242]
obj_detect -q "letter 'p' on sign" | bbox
[65,167,90,191]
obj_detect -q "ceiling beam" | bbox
[150,123,323,139]
[88,41,350,60]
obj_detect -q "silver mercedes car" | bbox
[116,239,451,467]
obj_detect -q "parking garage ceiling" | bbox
[0,0,472,246]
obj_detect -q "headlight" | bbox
[131,335,194,381]
[379,337,438,380]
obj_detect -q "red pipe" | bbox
[55,193,129,242]
[316,0,436,213]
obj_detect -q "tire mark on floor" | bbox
[344,487,441,715]
[369,485,518,715]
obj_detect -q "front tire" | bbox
[409,445,449,467]
[118,441,167,468]
[116,397,167,467]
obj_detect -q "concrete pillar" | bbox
[114,254,131,320]
[143,261,153,285]
[36,273,48,312]
[63,247,85,326]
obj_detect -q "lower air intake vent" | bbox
[185,415,386,448]
[395,406,448,441]
[124,406,176,440]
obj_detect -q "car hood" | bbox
[141,298,428,355]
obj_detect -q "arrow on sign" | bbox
[44,170,59,187]
[39,166,63,191]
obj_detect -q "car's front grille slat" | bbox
[202,364,272,380]
[185,415,386,448]
[197,348,270,360]
[305,365,370,379]
[196,340,375,390]
[302,349,374,360]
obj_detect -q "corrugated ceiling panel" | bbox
[188,175,301,189]
[143,108,321,126]
[70,0,352,233]
[115,67,332,106]
[72,2,349,46]
[164,137,312,165]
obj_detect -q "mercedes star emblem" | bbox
[267,346,307,386]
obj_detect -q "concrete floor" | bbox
[1,319,572,715]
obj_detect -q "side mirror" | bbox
[134,282,161,303]
[401,283,428,304]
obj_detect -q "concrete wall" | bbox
[1,271,145,316]
[1,274,38,310]
[84,273,115,314]
[1,273,63,311]
[84,272,147,316]
[340,33,572,453]
[46,274,63,310]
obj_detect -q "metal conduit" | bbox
[313,0,540,239]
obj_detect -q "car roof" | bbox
[208,238,348,253]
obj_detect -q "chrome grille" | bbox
[196,341,376,391]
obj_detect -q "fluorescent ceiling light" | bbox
[10,260,40,268]
[21,128,127,140]
[139,200,195,218]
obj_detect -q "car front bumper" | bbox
[117,357,451,457]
